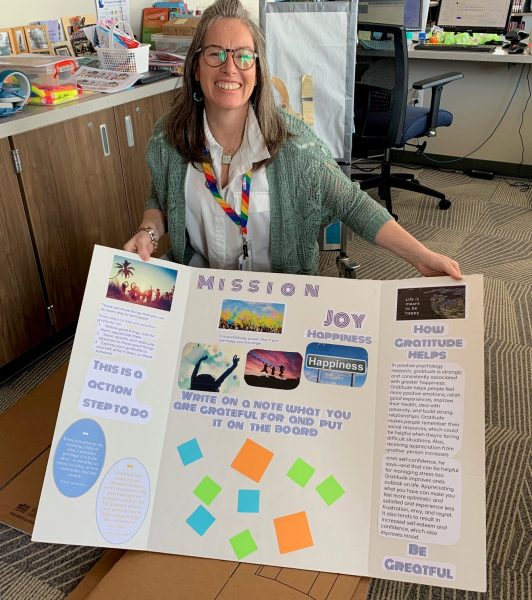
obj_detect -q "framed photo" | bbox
[33,20,62,44]
[11,27,28,53]
[70,30,96,57]
[61,15,97,41]
[0,28,16,56]
[24,24,52,54]
[52,41,74,57]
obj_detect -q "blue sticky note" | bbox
[237,489,260,513]
[177,439,203,466]
[186,505,215,536]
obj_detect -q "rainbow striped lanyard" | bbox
[201,161,252,257]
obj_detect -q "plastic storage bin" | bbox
[152,34,193,55]
[0,54,79,87]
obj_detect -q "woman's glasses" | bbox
[197,45,258,71]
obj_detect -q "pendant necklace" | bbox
[221,152,232,165]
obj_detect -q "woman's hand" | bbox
[124,231,154,262]
[410,248,462,279]
[375,220,462,280]
[123,209,166,262]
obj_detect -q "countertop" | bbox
[0,77,180,140]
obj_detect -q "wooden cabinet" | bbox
[0,138,52,365]
[0,87,176,370]
[13,108,133,331]
[114,91,175,232]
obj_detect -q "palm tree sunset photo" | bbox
[106,255,178,312]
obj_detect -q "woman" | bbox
[124,0,461,280]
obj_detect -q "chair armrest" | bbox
[412,72,463,89]
[412,72,463,133]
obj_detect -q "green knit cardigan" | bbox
[145,110,392,275]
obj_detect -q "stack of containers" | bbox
[152,15,201,55]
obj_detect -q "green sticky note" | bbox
[315,475,345,506]
[287,458,316,488]
[193,476,222,506]
[229,529,258,560]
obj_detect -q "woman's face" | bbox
[195,18,257,117]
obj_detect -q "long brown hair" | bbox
[165,0,289,166]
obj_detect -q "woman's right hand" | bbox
[123,209,166,261]
[123,231,154,262]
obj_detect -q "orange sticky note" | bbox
[231,438,274,483]
[274,511,314,554]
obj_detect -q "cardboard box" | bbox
[162,16,201,37]
[0,364,67,534]
[1,363,370,600]
[66,551,370,600]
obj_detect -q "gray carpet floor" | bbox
[1,167,531,599]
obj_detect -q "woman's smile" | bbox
[195,18,257,116]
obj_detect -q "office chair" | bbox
[352,23,463,219]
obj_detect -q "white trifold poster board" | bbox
[33,246,486,591]
[260,1,357,163]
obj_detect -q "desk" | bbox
[409,47,532,65]
[406,49,532,169]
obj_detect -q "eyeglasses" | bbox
[197,45,258,71]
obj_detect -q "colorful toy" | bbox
[0,70,31,117]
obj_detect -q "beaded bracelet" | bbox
[137,226,159,252]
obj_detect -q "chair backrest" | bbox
[353,22,408,155]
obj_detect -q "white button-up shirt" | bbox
[185,105,272,271]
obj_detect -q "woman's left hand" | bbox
[410,249,462,280]
[375,220,463,280]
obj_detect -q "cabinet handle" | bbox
[99,123,110,157]
[124,115,135,147]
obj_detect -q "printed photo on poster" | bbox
[396,285,466,321]
[219,299,285,334]
[106,255,177,312]
[244,349,303,390]
[179,343,242,393]
[304,342,368,387]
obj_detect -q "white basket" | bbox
[96,21,150,73]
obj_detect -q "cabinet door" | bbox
[0,138,51,366]
[114,91,175,231]
[13,109,132,331]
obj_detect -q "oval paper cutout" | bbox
[53,418,106,498]
[96,458,150,544]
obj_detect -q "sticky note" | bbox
[315,475,345,506]
[237,489,260,513]
[186,505,215,536]
[193,476,222,505]
[177,438,203,466]
[231,438,274,482]
[287,458,315,487]
[229,529,258,559]
[273,511,314,554]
